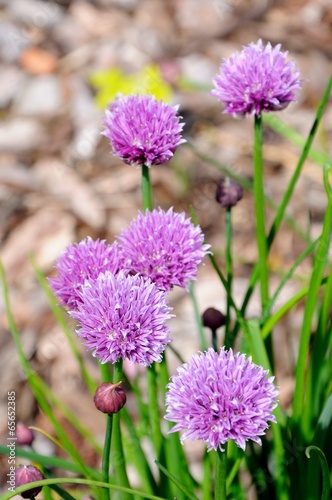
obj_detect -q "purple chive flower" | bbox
[165,348,279,451]
[102,94,186,166]
[70,271,172,366]
[117,207,211,291]
[211,39,301,117]
[49,237,121,310]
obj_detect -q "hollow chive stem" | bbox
[111,360,131,500]
[142,164,153,212]
[99,362,113,500]
[253,114,269,312]
[101,414,113,500]
[212,330,218,352]
[225,206,233,348]
[215,443,228,500]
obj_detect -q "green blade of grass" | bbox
[244,319,288,500]
[313,392,332,449]
[305,446,331,500]
[31,256,97,394]
[155,460,199,500]
[121,407,159,495]
[302,261,332,439]
[1,477,169,500]
[186,140,311,243]
[0,444,102,479]
[266,75,332,247]
[292,164,332,431]
[261,277,328,340]
[31,373,103,456]
[159,353,196,499]
[0,261,97,478]
[230,75,332,342]
[261,237,319,325]
[263,114,330,167]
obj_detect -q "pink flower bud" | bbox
[16,423,34,446]
[94,381,127,415]
[216,178,243,209]
[16,465,44,498]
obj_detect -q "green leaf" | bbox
[1,477,168,500]
[0,445,101,479]
[292,164,332,430]
[31,256,97,394]
[313,392,332,449]
[155,460,199,500]
[305,446,331,500]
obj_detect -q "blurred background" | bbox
[0,0,331,492]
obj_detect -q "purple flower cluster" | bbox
[48,237,121,310]
[103,94,186,167]
[165,348,278,451]
[212,39,301,117]
[117,208,211,291]
[49,208,209,365]
[70,271,172,366]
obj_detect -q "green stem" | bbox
[160,353,193,499]
[186,140,310,242]
[292,164,332,429]
[102,414,113,500]
[0,444,102,479]
[261,277,328,340]
[211,330,218,351]
[215,444,228,500]
[253,114,269,312]
[142,164,153,212]
[225,207,233,348]
[261,236,319,325]
[305,446,331,500]
[99,362,113,500]
[232,75,332,339]
[146,363,163,456]
[267,74,332,245]
[100,361,112,383]
[111,360,132,499]
[2,477,168,500]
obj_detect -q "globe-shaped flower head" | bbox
[211,39,301,117]
[102,94,186,166]
[70,271,173,366]
[49,237,121,310]
[117,207,211,291]
[165,348,279,451]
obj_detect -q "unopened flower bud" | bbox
[94,381,127,415]
[16,465,44,498]
[16,423,34,446]
[202,307,226,331]
[216,178,243,208]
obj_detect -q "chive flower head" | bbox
[165,347,279,451]
[212,39,301,117]
[103,94,186,166]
